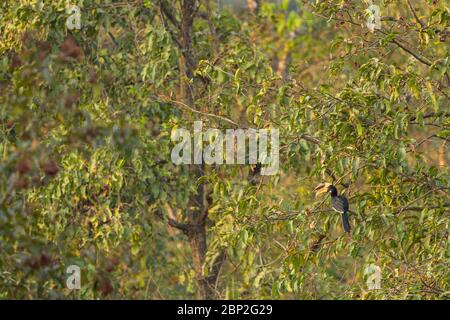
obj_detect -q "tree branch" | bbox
[164,203,189,232]
[406,0,425,29]
[157,94,238,126]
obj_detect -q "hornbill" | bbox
[314,183,351,233]
[248,162,262,185]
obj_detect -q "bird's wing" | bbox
[332,196,349,213]
[340,196,349,212]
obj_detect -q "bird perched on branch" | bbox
[248,162,262,185]
[314,183,351,233]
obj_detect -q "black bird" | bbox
[314,183,351,233]
[248,162,262,185]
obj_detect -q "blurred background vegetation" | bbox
[0,0,448,299]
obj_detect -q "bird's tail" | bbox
[341,211,351,233]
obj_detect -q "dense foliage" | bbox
[0,0,448,299]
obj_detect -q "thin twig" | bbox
[158,94,238,126]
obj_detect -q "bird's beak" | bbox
[314,182,331,198]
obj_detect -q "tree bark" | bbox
[179,0,195,106]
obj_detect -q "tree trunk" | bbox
[187,222,214,299]
[179,0,218,300]
[160,0,226,300]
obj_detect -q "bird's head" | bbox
[313,182,334,197]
